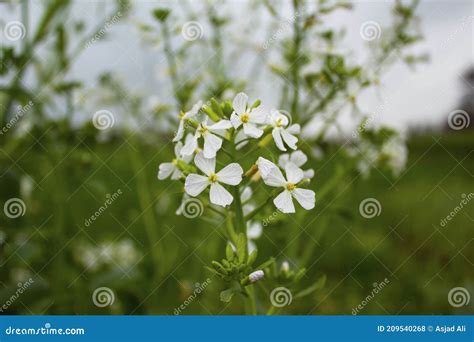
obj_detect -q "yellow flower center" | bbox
[286,183,296,191]
[172,158,178,165]
[198,125,208,134]
[276,118,284,127]
[178,111,185,119]
[208,173,218,183]
[240,113,250,123]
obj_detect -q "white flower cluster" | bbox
[158,92,316,214]
[353,136,407,178]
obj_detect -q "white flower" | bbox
[230,92,267,138]
[268,110,300,151]
[249,270,264,283]
[247,221,262,253]
[381,137,407,177]
[180,117,232,158]
[278,150,314,179]
[184,152,243,207]
[158,136,193,180]
[173,100,202,142]
[258,157,315,213]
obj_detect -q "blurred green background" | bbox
[0,0,473,315]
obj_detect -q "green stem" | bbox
[246,286,257,315]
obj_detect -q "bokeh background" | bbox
[0,0,473,315]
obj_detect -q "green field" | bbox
[1,129,472,314]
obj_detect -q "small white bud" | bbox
[249,270,264,283]
[281,261,290,273]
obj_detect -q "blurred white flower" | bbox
[174,100,202,142]
[247,221,263,253]
[278,150,314,179]
[381,137,407,177]
[258,157,315,213]
[230,92,267,138]
[158,134,193,180]
[75,239,140,271]
[268,110,300,151]
[181,117,232,158]
[185,152,243,207]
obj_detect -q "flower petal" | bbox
[290,150,307,166]
[243,123,263,138]
[292,188,315,210]
[208,119,232,131]
[304,169,315,179]
[185,174,209,196]
[158,163,174,180]
[274,190,295,213]
[217,163,243,185]
[247,222,262,239]
[241,186,252,202]
[180,134,198,156]
[264,167,287,187]
[231,113,242,128]
[285,163,304,184]
[281,129,298,150]
[174,141,183,158]
[272,128,286,151]
[257,157,279,179]
[173,120,184,142]
[249,106,267,124]
[232,92,248,114]
[287,124,301,135]
[171,168,182,180]
[210,183,233,207]
[194,152,216,175]
[203,133,222,158]
[278,153,290,168]
[188,100,203,117]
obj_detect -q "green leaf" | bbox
[247,249,258,266]
[225,243,234,260]
[210,98,224,118]
[220,288,235,302]
[294,275,327,299]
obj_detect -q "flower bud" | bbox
[249,270,264,283]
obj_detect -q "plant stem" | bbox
[290,0,302,120]
[246,286,257,315]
